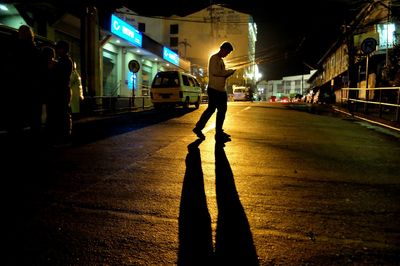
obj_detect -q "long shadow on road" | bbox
[178,139,214,265]
[214,141,259,265]
[178,139,259,265]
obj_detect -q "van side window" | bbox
[188,77,196,87]
[182,75,190,86]
[193,78,200,87]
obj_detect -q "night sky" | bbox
[9,0,362,80]
[121,0,361,80]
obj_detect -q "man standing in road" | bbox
[193,41,236,142]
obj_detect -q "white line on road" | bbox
[200,104,252,134]
[242,106,252,111]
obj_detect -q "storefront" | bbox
[1,5,191,107]
[101,14,189,98]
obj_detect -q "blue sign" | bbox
[128,71,137,90]
[163,47,179,66]
[111,14,142,47]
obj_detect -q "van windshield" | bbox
[152,71,180,88]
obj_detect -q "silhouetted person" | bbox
[193,41,236,142]
[48,40,73,145]
[7,25,41,137]
[39,46,57,137]
[248,87,254,102]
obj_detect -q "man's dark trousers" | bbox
[195,87,227,134]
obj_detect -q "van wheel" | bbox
[194,97,200,109]
[183,97,190,109]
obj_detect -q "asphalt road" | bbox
[2,102,400,265]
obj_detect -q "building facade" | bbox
[308,0,399,102]
[0,3,191,111]
[117,4,259,93]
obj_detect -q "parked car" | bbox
[150,70,202,109]
[280,96,289,103]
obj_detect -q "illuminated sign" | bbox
[128,72,137,90]
[163,47,179,66]
[111,14,142,47]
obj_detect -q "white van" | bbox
[150,70,202,109]
[233,86,250,101]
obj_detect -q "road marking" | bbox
[199,103,251,134]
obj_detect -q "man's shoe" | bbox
[215,132,231,142]
[222,131,231,138]
[216,131,231,139]
[193,127,206,140]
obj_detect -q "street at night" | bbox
[2,102,400,265]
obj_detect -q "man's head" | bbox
[56,40,69,51]
[219,41,233,57]
[56,40,70,57]
[18,25,34,43]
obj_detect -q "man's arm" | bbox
[209,55,235,77]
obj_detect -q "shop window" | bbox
[141,65,152,96]
[182,75,190,86]
[103,50,118,96]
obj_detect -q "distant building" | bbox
[258,70,316,101]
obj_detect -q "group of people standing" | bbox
[5,25,76,146]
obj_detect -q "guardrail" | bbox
[340,87,400,124]
[81,96,153,115]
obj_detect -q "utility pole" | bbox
[179,39,191,59]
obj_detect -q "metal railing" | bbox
[80,96,153,115]
[340,87,400,123]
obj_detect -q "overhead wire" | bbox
[115,5,353,73]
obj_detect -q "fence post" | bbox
[341,88,344,106]
[379,88,383,118]
[396,87,400,122]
